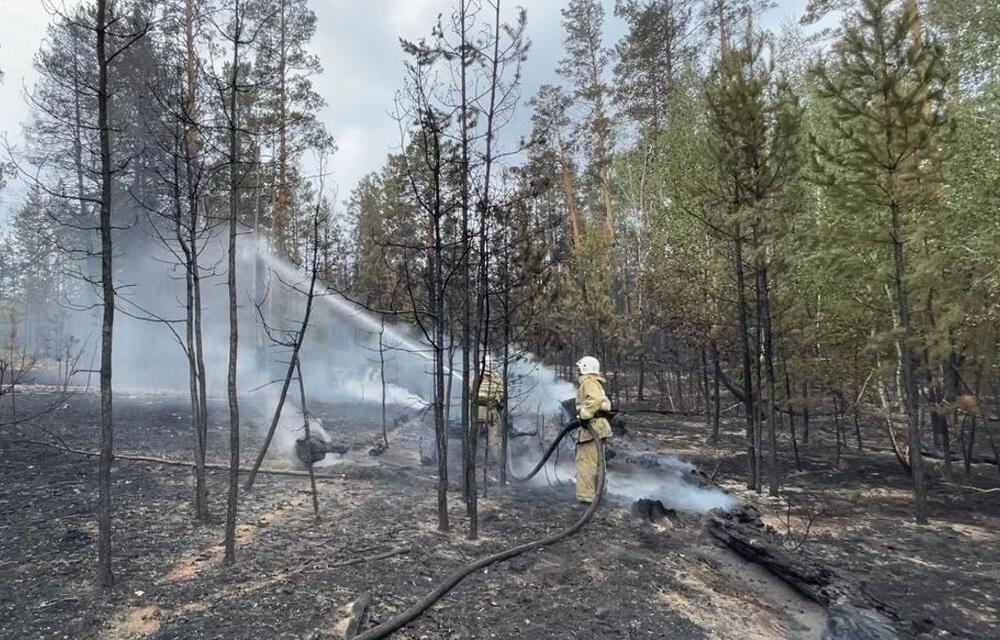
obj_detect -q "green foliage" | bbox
[811,0,951,215]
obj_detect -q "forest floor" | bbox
[623,409,1000,640]
[0,388,994,639]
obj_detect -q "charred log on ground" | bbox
[708,506,901,639]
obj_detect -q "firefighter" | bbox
[574,355,612,503]
[473,355,506,464]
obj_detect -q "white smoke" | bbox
[64,228,576,461]
[509,434,734,513]
[50,226,735,512]
[605,468,735,512]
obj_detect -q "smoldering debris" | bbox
[605,467,736,513]
[295,436,348,466]
[631,498,677,523]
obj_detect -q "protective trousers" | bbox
[575,438,605,503]
[478,405,502,462]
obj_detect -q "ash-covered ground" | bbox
[2,389,838,639]
[626,411,1000,640]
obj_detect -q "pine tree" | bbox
[251,0,332,261]
[812,0,953,524]
[613,0,694,135]
[558,0,615,246]
[705,18,803,495]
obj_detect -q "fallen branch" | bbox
[326,546,410,570]
[0,391,73,428]
[941,482,1000,495]
[245,186,325,494]
[866,444,997,467]
[345,593,372,639]
[206,548,410,608]
[15,438,346,481]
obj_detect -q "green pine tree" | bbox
[811,0,953,524]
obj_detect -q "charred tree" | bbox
[245,169,327,493]
[221,0,248,565]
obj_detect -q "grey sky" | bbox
[0,0,813,221]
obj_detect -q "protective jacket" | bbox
[473,369,505,422]
[575,374,612,443]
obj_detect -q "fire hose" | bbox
[351,421,606,640]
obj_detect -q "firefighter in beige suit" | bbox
[474,356,506,462]
[574,356,612,503]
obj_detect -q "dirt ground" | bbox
[1,388,993,639]
[1,388,833,640]
[624,410,1000,640]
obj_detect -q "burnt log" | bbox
[708,509,901,640]
[345,592,372,638]
[631,498,676,523]
[295,436,349,466]
[824,601,898,640]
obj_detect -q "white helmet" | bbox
[575,356,601,376]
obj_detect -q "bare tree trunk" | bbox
[180,0,209,520]
[876,364,912,474]
[712,345,721,443]
[759,257,779,496]
[295,358,321,521]
[432,214,449,533]
[379,317,388,447]
[891,202,927,524]
[833,394,843,468]
[948,351,971,476]
[638,352,646,401]
[853,387,864,453]
[224,2,244,564]
[500,300,510,486]
[802,380,810,446]
[71,37,96,287]
[95,0,115,588]
[557,141,581,252]
[444,325,455,427]
[458,0,473,521]
[701,348,712,437]
[273,0,290,255]
[173,130,208,520]
[245,194,324,493]
[785,372,801,469]
[734,226,757,490]
[674,369,686,413]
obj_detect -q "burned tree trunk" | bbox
[701,348,712,437]
[890,201,927,524]
[296,359,320,522]
[245,184,325,493]
[95,0,116,588]
[785,372,801,469]
[172,129,208,521]
[224,0,245,565]
[184,0,210,522]
[458,0,473,522]
[734,226,757,489]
